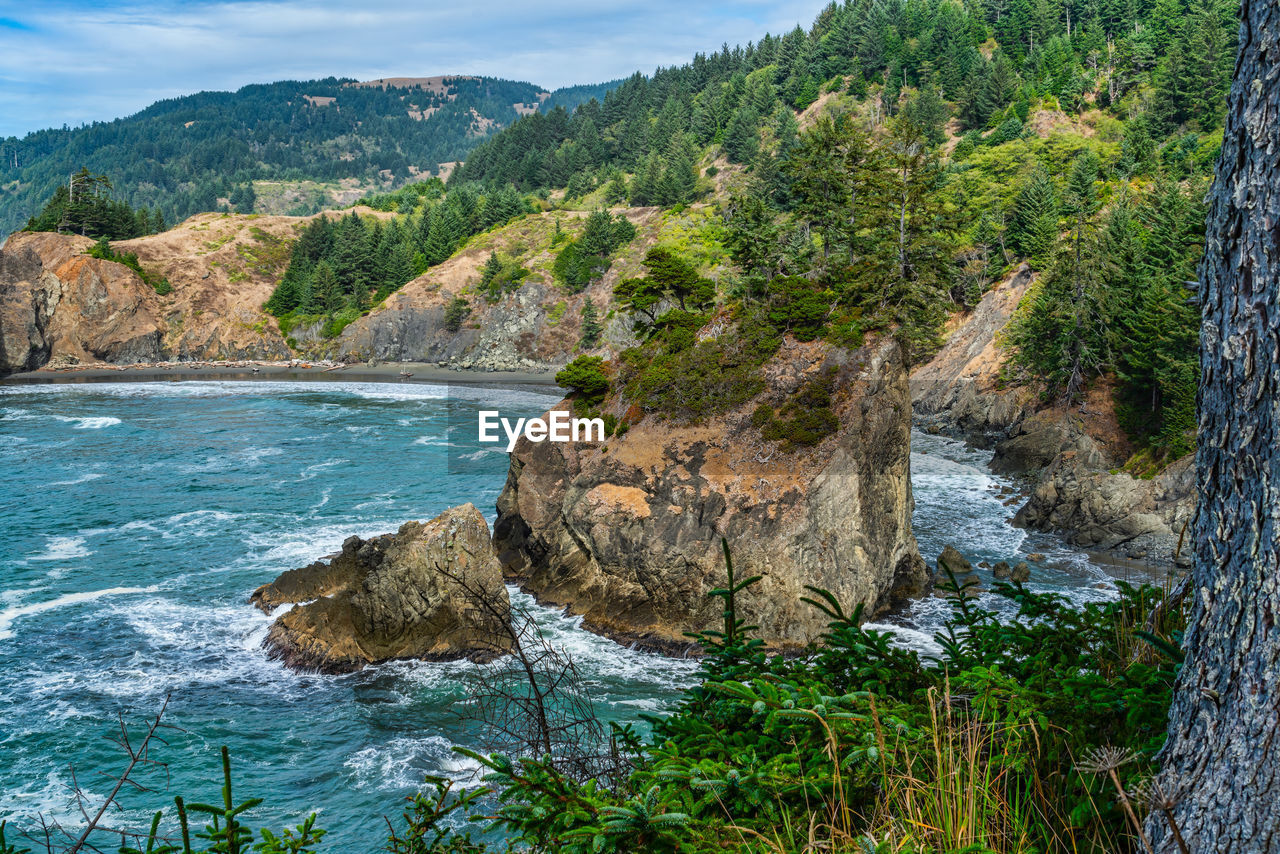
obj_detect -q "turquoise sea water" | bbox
[0,380,1145,849]
[0,380,698,851]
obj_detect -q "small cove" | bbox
[0,380,1168,849]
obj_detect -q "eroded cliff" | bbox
[911,266,1194,566]
[492,337,929,653]
[0,205,718,377]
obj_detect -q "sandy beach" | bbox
[0,360,561,391]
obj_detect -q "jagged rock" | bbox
[992,560,1011,580]
[991,412,1108,475]
[1015,454,1194,556]
[938,545,972,579]
[910,265,1195,568]
[493,337,928,652]
[1027,552,1046,562]
[1010,561,1030,582]
[253,504,511,673]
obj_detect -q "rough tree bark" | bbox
[1147,3,1280,850]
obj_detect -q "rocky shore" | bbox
[493,336,930,653]
[252,504,511,673]
[911,265,1194,569]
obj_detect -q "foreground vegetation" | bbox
[3,559,1187,854]
[404,566,1186,853]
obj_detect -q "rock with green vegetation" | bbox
[253,503,511,673]
[1014,451,1193,553]
[494,337,928,652]
[0,231,166,376]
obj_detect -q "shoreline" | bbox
[0,360,561,391]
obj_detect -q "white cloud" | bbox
[0,0,825,136]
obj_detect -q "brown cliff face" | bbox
[911,266,1195,566]
[252,504,511,673]
[0,212,324,375]
[0,205,691,376]
[493,337,928,653]
[0,232,166,373]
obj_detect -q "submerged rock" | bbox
[937,545,972,579]
[493,337,928,653]
[253,503,510,673]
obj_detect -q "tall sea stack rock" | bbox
[253,503,511,673]
[493,337,928,652]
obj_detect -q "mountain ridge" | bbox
[0,73,623,238]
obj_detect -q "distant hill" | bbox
[0,74,625,237]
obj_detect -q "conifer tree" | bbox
[1010,165,1059,266]
[579,296,603,348]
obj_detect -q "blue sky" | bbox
[0,0,827,138]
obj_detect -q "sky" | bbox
[0,0,828,138]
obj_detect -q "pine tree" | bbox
[579,296,603,348]
[313,261,341,313]
[866,117,956,361]
[1010,166,1059,266]
[723,107,759,163]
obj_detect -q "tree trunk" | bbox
[1148,3,1280,850]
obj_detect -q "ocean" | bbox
[0,380,1145,849]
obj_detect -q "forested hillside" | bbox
[0,75,620,237]
[8,0,1231,456]
[455,0,1231,456]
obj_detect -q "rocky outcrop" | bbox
[911,266,1196,567]
[1015,451,1194,558]
[1,206,668,377]
[0,217,309,376]
[493,337,929,653]
[323,208,658,370]
[0,232,166,375]
[988,409,1110,475]
[937,545,972,578]
[911,263,1038,445]
[252,504,511,673]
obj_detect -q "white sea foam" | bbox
[298,458,347,480]
[159,510,242,539]
[345,734,481,790]
[60,415,121,429]
[28,536,91,562]
[1,408,121,429]
[49,471,105,486]
[345,385,449,402]
[241,446,285,465]
[862,621,946,658]
[0,586,158,641]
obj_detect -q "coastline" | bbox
[0,360,561,390]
